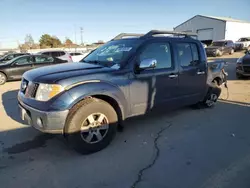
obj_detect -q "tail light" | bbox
[69,55,72,61]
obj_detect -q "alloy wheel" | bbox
[206,93,218,107]
[80,113,109,144]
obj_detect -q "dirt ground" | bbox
[0,52,249,188]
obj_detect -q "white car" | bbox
[37,50,73,62]
[234,37,250,51]
[70,52,88,62]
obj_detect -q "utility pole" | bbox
[74,25,77,52]
[80,27,83,46]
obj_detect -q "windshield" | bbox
[238,38,250,42]
[211,41,225,46]
[81,39,143,67]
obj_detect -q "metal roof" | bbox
[201,15,250,23]
[174,15,250,29]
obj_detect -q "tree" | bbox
[23,34,35,49]
[39,34,62,48]
[65,38,73,47]
[39,34,52,48]
[51,36,62,48]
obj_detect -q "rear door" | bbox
[175,42,207,104]
[33,55,54,68]
[130,41,179,115]
[8,56,34,79]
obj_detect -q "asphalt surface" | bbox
[0,52,249,188]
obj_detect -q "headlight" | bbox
[237,57,243,64]
[35,84,64,101]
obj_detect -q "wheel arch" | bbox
[65,82,129,121]
[212,76,222,85]
[0,71,7,79]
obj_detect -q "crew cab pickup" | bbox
[18,30,226,154]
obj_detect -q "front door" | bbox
[175,42,207,104]
[129,41,179,116]
[8,56,34,80]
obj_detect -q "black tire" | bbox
[201,81,221,108]
[236,73,244,79]
[229,49,234,55]
[0,72,7,85]
[64,98,118,154]
[218,50,223,57]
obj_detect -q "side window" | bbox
[176,43,193,67]
[35,56,54,64]
[5,54,14,60]
[15,57,32,65]
[60,51,66,56]
[42,52,50,56]
[190,43,199,62]
[51,52,60,57]
[139,42,172,69]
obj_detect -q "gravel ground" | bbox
[0,52,249,188]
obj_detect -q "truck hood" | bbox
[23,62,114,84]
[242,54,250,65]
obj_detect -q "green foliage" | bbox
[39,34,62,48]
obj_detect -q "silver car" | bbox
[37,50,73,62]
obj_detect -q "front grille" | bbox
[25,82,39,98]
[243,66,250,73]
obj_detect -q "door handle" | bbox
[197,71,205,75]
[169,74,178,78]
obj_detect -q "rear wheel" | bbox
[64,98,118,154]
[0,72,7,85]
[201,81,221,108]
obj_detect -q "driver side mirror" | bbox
[139,59,157,70]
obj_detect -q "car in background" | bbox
[236,50,250,79]
[37,50,73,63]
[0,54,69,85]
[206,40,234,57]
[234,37,250,51]
[0,53,30,63]
[202,43,207,48]
[69,52,88,62]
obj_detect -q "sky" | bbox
[0,0,249,48]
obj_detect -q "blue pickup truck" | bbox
[18,30,226,154]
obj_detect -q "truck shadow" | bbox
[1,89,23,124]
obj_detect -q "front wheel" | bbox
[64,98,118,154]
[229,49,234,55]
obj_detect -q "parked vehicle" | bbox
[37,50,73,63]
[18,30,227,154]
[206,40,234,57]
[236,50,250,79]
[234,37,250,51]
[202,43,207,48]
[0,53,30,63]
[0,55,69,85]
[70,52,87,62]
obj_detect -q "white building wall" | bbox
[225,22,250,42]
[174,15,226,41]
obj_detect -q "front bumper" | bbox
[19,100,69,134]
[206,51,217,57]
[236,69,250,76]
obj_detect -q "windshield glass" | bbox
[238,38,250,42]
[81,39,142,67]
[211,41,225,46]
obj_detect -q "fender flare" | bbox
[66,81,129,120]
